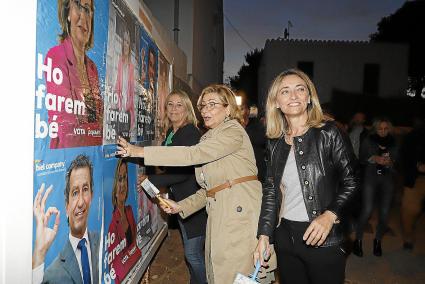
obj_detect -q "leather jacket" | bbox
[257,121,359,246]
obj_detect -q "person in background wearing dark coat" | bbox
[140,90,207,284]
[346,112,368,234]
[348,112,368,159]
[400,117,425,251]
[241,103,267,182]
[354,117,398,257]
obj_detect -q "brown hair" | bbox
[121,25,131,61]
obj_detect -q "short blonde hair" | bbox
[265,69,326,138]
[198,84,243,124]
[371,117,393,135]
[162,90,198,132]
[58,0,94,50]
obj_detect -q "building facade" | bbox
[258,38,408,110]
[143,0,224,95]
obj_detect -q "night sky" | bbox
[224,0,406,80]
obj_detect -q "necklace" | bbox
[76,60,89,87]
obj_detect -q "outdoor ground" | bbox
[141,197,425,284]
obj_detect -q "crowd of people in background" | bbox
[113,68,424,283]
[346,114,424,258]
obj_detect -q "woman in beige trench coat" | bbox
[118,84,275,283]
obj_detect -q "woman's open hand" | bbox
[303,210,337,246]
[117,136,141,157]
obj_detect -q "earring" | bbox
[66,16,70,35]
[224,114,230,122]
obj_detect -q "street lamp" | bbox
[235,95,242,106]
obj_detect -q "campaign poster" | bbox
[136,164,160,254]
[102,145,141,284]
[155,53,171,141]
[34,0,108,151]
[137,27,158,142]
[32,147,103,283]
[103,0,139,144]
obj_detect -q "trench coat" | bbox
[144,119,276,283]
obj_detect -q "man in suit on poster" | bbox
[32,155,100,284]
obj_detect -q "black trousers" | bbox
[356,171,395,240]
[275,219,346,284]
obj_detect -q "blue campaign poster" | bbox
[33,0,109,282]
[102,145,141,284]
[33,1,165,283]
[137,27,158,142]
[136,163,160,255]
[32,146,103,282]
[34,0,109,151]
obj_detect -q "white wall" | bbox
[258,39,408,109]
[191,0,224,94]
[0,2,36,283]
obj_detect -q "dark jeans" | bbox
[178,220,207,284]
[275,219,346,284]
[356,171,395,240]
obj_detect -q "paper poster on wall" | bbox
[102,145,142,284]
[33,0,108,282]
[137,27,158,142]
[32,147,103,283]
[34,0,108,151]
[155,53,171,141]
[103,0,140,144]
[136,164,161,253]
[34,0,167,283]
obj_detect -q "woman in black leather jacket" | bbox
[254,69,358,284]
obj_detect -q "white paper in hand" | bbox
[233,273,259,284]
[140,178,160,198]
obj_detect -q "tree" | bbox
[370,0,425,98]
[228,48,263,105]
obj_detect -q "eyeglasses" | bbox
[71,0,93,17]
[166,102,185,110]
[197,102,227,112]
